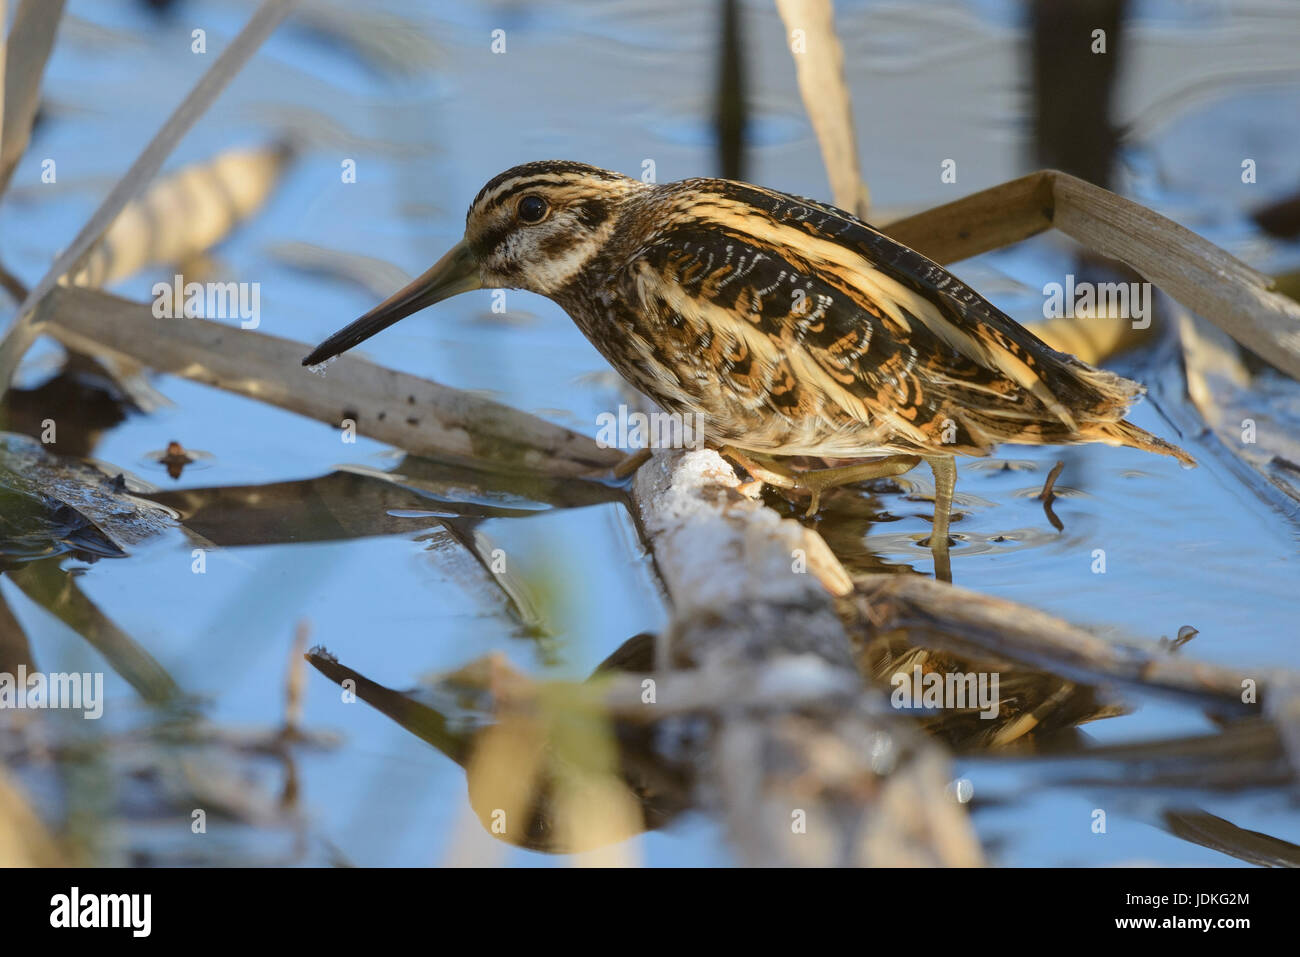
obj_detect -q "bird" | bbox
[303,160,1194,580]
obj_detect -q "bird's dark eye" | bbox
[517,195,549,224]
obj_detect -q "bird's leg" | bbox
[923,455,957,583]
[792,455,922,517]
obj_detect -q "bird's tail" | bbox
[1094,418,1196,467]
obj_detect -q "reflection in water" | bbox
[307,639,696,855]
[1,359,131,460]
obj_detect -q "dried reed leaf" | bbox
[465,701,642,860]
[47,142,290,414]
[1028,312,1145,366]
[70,142,293,288]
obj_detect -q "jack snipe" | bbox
[304,160,1194,579]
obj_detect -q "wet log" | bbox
[630,449,983,866]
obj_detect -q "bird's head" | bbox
[302,161,643,366]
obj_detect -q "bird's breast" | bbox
[555,286,894,457]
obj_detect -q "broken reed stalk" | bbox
[845,574,1276,715]
[1038,460,1064,502]
[880,169,1300,382]
[0,0,66,196]
[774,0,870,218]
[40,285,621,478]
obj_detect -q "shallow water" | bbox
[2,0,1298,866]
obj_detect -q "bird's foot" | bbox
[790,454,923,517]
[721,448,923,517]
[718,446,800,490]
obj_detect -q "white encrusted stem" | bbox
[631,449,982,866]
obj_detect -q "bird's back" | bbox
[573,176,1192,465]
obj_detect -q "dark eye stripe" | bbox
[573,200,609,229]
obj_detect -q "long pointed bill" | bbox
[301,240,481,366]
